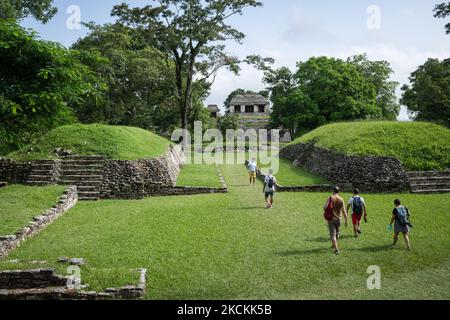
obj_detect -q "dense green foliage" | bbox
[434,2,450,34]
[0,0,57,23]
[2,164,449,299]
[0,21,105,153]
[265,56,400,140]
[112,0,263,129]
[401,58,450,127]
[8,124,171,161]
[72,23,181,136]
[0,185,65,235]
[292,121,450,171]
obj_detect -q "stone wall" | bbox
[279,143,411,193]
[0,158,31,184]
[100,145,185,199]
[0,268,147,300]
[0,186,78,259]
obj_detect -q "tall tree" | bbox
[111,0,263,129]
[348,54,400,120]
[0,20,104,152]
[434,2,450,34]
[401,58,450,127]
[0,0,57,23]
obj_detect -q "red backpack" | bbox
[324,197,334,221]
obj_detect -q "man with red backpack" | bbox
[323,186,348,255]
[347,188,367,238]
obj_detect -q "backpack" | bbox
[324,197,334,221]
[267,176,275,189]
[396,207,410,226]
[352,196,363,215]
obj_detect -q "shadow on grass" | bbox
[228,206,265,211]
[350,244,394,253]
[305,235,354,243]
[276,248,330,256]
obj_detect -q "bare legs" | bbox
[393,232,411,250]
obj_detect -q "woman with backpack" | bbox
[389,199,412,250]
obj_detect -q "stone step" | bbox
[60,180,102,186]
[61,170,103,175]
[28,175,58,181]
[26,181,55,186]
[409,176,450,184]
[412,189,450,194]
[78,191,100,197]
[31,164,55,170]
[31,160,59,165]
[78,196,100,201]
[411,183,450,191]
[61,175,102,181]
[61,165,104,171]
[64,155,105,160]
[62,160,105,166]
[77,186,99,192]
[408,171,450,178]
[30,169,57,175]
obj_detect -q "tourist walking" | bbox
[263,169,277,209]
[323,186,348,255]
[389,199,412,250]
[347,188,367,238]
[247,158,258,186]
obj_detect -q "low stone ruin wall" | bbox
[0,267,147,300]
[0,158,31,184]
[279,143,411,193]
[0,186,78,259]
[100,145,186,199]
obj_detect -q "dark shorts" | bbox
[265,191,274,198]
[394,221,410,234]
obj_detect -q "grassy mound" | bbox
[290,121,450,171]
[9,124,171,161]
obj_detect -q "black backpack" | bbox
[267,176,275,189]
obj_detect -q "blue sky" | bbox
[22,0,450,120]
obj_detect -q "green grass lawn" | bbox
[1,165,449,300]
[176,164,222,188]
[8,124,171,161]
[291,121,450,171]
[0,185,65,235]
[260,158,329,187]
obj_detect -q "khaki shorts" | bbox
[249,171,257,178]
[328,220,341,240]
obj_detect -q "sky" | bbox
[22,0,450,120]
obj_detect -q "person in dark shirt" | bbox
[389,199,412,250]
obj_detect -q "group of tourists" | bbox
[247,159,413,255]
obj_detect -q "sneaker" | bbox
[357,229,362,234]
[334,250,340,255]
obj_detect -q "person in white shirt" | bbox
[263,169,277,209]
[347,188,367,238]
[247,158,258,186]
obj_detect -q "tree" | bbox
[348,54,400,120]
[111,0,263,130]
[72,22,179,134]
[0,20,104,151]
[401,58,450,127]
[217,114,239,135]
[434,2,450,34]
[0,0,57,23]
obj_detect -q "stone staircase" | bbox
[60,156,105,201]
[408,171,450,194]
[26,161,61,186]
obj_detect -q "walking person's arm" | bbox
[342,200,348,227]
